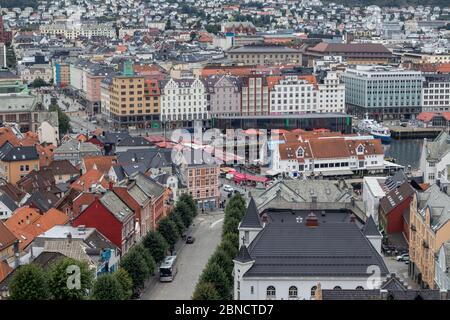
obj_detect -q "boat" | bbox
[357,114,392,143]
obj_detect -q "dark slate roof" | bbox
[235,245,254,263]
[0,146,39,162]
[244,221,389,278]
[380,182,415,214]
[117,136,154,147]
[111,164,126,182]
[240,198,262,229]
[363,215,381,237]
[122,163,148,177]
[321,289,381,300]
[0,142,14,159]
[0,191,18,212]
[385,171,408,191]
[25,190,59,213]
[386,290,441,300]
[381,274,408,291]
[100,191,134,222]
[101,132,132,145]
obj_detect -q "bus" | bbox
[159,255,178,282]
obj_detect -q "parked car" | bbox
[396,253,409,262]
[186,236,195,244]
[223,185,234,193]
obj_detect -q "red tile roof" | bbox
[82,156,116,175]
[70,169,108,192]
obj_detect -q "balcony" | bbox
[422,240,429,249]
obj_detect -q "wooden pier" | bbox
[388,126,445,139]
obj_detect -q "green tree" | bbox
[114,268,133,299]
[49,104,71,134]
[174,201,194,227]
[222,216,240,236]
[134,244,156,275]
[170,210,186,234]
[120,249,150,290]
[179,193,197,216]
[199,262,231,299]
[205,24,220,34]
[48,258,94,300]
[8,264,50,300]
[192,281,221,300]
[142,231,169,263]
[91,274,124,300]
[219,233,239,259]
[31,77,48,88]
[209,249,234,282]
[225,206,245,221]
[158,217,180,248]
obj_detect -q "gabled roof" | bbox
[0,220,17,252]
[99,191,134,223]
[240,198,262,229]
[379,182,415,214]
[0,146,39,162]
[46,160,79,176]
[70,169,108,192]
[24,190,59,213]
[234,245,254,263]
[363,215,381,237]
[82,155,116,174]
[0,190,18,212]
[243,221,389,278]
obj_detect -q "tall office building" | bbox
[342,65,424,120]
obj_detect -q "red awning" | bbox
[233,172,269,183]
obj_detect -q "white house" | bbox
[38,121,59,146]
[420,132,450,188]
[0,192,18,220]
[271,134,385,178]
[233,198,389,300]
[435,242,450,291]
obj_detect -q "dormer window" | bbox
[296,147,304,158]
[357,144,364,154]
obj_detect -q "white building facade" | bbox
[160,78,209,126]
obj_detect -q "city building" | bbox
[422,74,450,113]
[180,160,219,210]
[204,75,241,118]
[53,61,70,87]
[39,22,116,40]
[233,199,388,300]
[241,75,270,116]
[304,43,394,66]
[342,65,424,120]
[225,46,302,65]
[270,134,385,178]
[268,72,345,114]
[419,131,450,188]
[160,77,208,128]
[0,145,40,185]
[409,185,450,289]
[73,191,135,254]
[20,64,53,84]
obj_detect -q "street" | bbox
[382,256,418,289]
[141,211,224,300]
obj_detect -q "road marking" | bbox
[210,218,224,229]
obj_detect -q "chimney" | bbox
[109,181,114,190]
[67,232,72,243]
[315,283,322,300]
[305,212,319,227]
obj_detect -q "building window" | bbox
[250,286,254,294]
[428,173,435,180]
[311,286,317,298]
[357,145,364,153]
[356,286,364,290]
[296,147,304,158]
[288,286,298,299]
[333,286,342,290]
[266,286,276,299]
